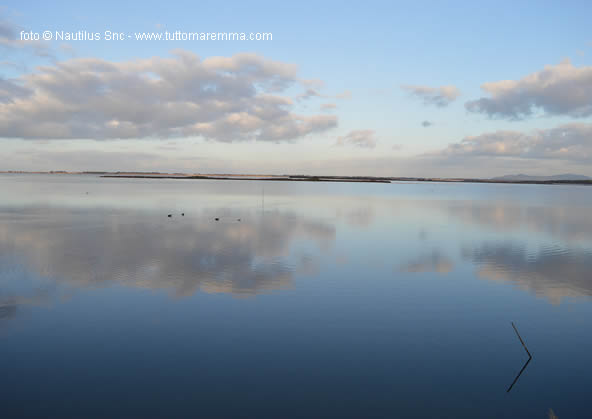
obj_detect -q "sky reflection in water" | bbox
[1,175,592,418]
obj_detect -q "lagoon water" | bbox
[1,174,592,418]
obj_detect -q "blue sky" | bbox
[1,0,592,176]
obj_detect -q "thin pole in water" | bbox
[506,321,533,393]
[511,321,532,358]
[506,356,531,393]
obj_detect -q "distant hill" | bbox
[491,174,591,181]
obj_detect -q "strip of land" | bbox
[99,173,592,185]
[2,171,591,185]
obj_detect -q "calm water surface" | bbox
[1,174,591,418]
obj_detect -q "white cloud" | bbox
[401,84,460,107]
[0,17,53,59]
[0,77,30,103]
[465,59,592,119]
[0,50,338,142]
[296,88,322,100]
[336,129,377,148]
[436,122,592,162]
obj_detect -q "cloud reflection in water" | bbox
[0,208,336,320]
[465,242,592,304]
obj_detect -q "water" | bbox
[1,174,591,418]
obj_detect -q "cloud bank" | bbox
[466,59,592,119]
[0,50,337,141]
[435,122,592,162]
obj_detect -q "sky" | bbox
[1,0,592,177]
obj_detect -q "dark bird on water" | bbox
[168,214,172,217]
[215,217,219,221]
[181,213,184,216]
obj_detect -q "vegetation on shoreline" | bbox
[2,171,591,185]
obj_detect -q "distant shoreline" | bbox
[101,174,392,183]
[2,171,591,185]
[100,174,592,185]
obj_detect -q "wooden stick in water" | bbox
[506,322,533,393]
[511,321,532,358]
